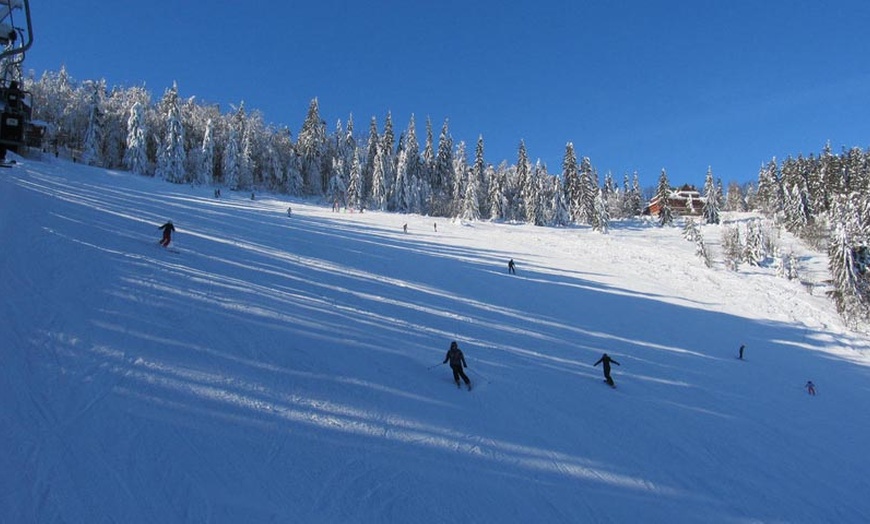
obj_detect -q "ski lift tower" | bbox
[0,0,41,160]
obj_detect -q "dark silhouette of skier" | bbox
[403,223,408,233]
[806,381,816,395]
[444,341,471,390]
[738,344,745,360]
[508,258,516,275]
[594,353,620,387]
[158,221,175,247]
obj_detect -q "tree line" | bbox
[23,68,870,328]
[24,68,703,227]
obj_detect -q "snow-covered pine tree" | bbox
[526,163,545,225]
[561,142,581,224]
[346,147,363,211]
[784,182,812,234]
[629,173,643,217]
[620,174,633,219]
[547,174,568,226]
[237,123,255,190]
[756,158,782,215]
[124,100,149,176]
[655,169,674,226]
[403,115,422,204]
[421,117,435,196]
[785,251,800,281]
[451,141,468,218]
[81,83,103,166]
[382,112,396,197]
[696,234,712,268]
[593,187,609,233]
[284,149,304,196]
[702,166,720,224]
[100,83,144,169]
[514,140,532,222]
[362,116,379,200]
[742,219,767,266]
[431,119,454,216]
[298,98,327,194]
[724,181,746,212]
[722,225,742,271]
[579,156,597,225]
[27,67,76,152]
[327,157,348,207]
[683,218,700,242]
[460,153,481,222]
[196,118,215,185]
[828,197,870,326]
[487,162,506,221]
[265,140,284,193]
[222,126,241,190]
[472,136,487,218]
[602,172,621,220]
[155,83,186,183]
[393,148,412,213]
[370,141,388,210]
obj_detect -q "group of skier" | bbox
[441,339,620,391]
[153,218,814,397]
[443,340,817,394]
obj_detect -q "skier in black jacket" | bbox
[594,353,620,386]
[158,221,175,247]
[444,341,471,390]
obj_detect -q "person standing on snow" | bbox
[508,258,516,275]
[158,221,175,247]
[444,341,472,390]
[806,380,816,395]
[594,353,620,387]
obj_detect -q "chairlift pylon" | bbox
[0,0,42,161]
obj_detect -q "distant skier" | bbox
[738,344,745,360]
[434,222,437,232]
[508,258,516,275]
[806,380,816,395]
[287,206,292,217]
[444,341,472,390]
[594,353,620,387]
[158,220,175,247]
[403,223,408,233]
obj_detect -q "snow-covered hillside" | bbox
[3,156,870,523]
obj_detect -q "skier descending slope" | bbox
[444,341,472,391]
[157,220,175,247]
[594,353,620,387]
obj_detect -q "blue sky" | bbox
[29,1,870,189]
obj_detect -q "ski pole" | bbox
[427,362,445,371]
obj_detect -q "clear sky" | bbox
[27,0,870,189]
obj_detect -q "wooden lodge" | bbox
[644,184,704,216]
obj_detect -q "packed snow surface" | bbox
[3,156,870,523]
